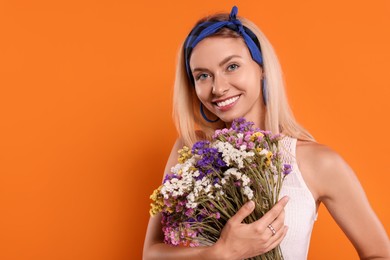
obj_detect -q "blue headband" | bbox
[184,6,263,86]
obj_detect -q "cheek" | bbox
[234,70,261,92]
[195,86,210,101]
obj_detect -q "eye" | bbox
[196,73,210,81]
[227,63,239,71]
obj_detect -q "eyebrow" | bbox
[219,55,242,67]
[192,55,242,73]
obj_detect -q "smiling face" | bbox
[189,36,265,128]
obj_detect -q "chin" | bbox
[218,113,243,123]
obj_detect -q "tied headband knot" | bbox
[229,6,238,20]
[228,6,245,34]
[184,6,263,86]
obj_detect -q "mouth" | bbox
[213,95,241,110]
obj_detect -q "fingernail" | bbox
[246,201,254,210]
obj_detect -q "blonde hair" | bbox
[173,13,315,147]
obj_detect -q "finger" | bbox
[260,196,289,225]
[267,221,283,237]
[267,210,285,234]
[230,200,255,224]
[265,226,288,252]
[247,225,287,258]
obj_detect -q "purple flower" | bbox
[231,118,255,133]
[197,214,205,222]
[163,173,181,184]
[270,133,282,141]
[192,140,211,155]
[247,142,255,150]
[164,199,172,207]
[175,200,186,213]
[283,164,292,175]
[235,137,244,148]
[185,208,194,217]
[260,130,272,135]
[193,145,227,178]
[228,136,236,143]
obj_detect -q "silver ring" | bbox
[267,224,276,236]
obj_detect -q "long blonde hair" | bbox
[173,13,315,146]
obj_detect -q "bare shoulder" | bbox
[295,139,356,201]
[296,139,342,167]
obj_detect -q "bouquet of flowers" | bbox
[149,118,292,260]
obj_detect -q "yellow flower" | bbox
[149,186,164,217]
[149,186,161,201]
[266,151,273,166]
[178,146,192,163]
[166,207,174,214]
[250,132,264,142]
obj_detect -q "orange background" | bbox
[0,1,389,259]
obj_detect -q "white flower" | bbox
[187,192,195,202]
[244,186,254,200]
[241,174,250,186]
[186,202,198,209]
[214,141,254,169]
[224,167,238,177]
[232,171,242,180]
[204,184,212,193]
[207,193,215,199]
[224,168,242,180]
[170,163,182,175]
[193,170,200,177]
[260,149,269,155]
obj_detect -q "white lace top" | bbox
[278,136,318,259]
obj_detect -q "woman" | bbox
[143,6,390,259]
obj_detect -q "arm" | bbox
[143,138,289,260]
[309,145,390,259]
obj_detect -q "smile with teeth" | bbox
[215,95,240,107]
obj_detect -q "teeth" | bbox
[216,96,239,107]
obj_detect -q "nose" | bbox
[212,74,229,96]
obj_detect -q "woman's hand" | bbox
[210,196,289,260]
